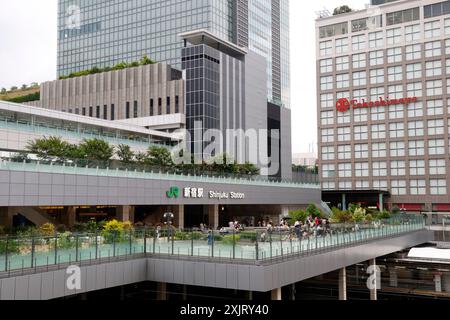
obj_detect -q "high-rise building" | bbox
[57,0,290,108]
[316,0,450,220]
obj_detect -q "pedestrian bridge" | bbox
[0,219,433,300]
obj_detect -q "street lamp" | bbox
[164,212,175,242]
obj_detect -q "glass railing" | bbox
[0,118,168,150]
[0,157,321,188]
[0,216,425,275]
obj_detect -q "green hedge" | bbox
[4,92,40,103]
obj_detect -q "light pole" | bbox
[164,212,174,241]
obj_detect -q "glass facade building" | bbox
[57,0,290,108]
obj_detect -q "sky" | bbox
[0,0,366,154]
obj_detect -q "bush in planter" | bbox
[39,223,55,237]
[56,232,76,249]
[239,231,257,241]
[102,219,134,243]
[0,238,22,254]
[221,235,241,245]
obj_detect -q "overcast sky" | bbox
[0,0,366,154]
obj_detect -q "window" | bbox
[175,96,180,113]
[96,105,100,118]
[391,161,406,176]
[125,102,130,119]
[338,145,352,160]
[336,56,349,72]
[407,82,422,97]
[352,35,365,51]
[373,162,387,177]
[370,69,384,85]
[390,141,405,157]
[355,163,369,177]
[388,85,403,99]
[446,19,450,35]
[374,181,388,191]
[320,59,333,73]
[410,160,426,176]
[389,105,404,119]
[426,60,442,77]
[150,99,154,116]
[321,111,334,125]
[354,108,368,122]
[427,100,444,116]
[337,110,351,124]
[372,124,386,139]
[354,125,368,140]
[339,181,352,190]
[319,40,332,56]
[425,21,441,38]
[387,7,420,25]
[134,101,138,118]
[387,28,402,45]
[408,121,424,137]
[429,139,445,155]
[110,104,115,120]
[338,163,352,178]
[408,102,423,118]
[103,105,107,120]
[322,129,334,143]
[370,87,385,101]
[430,159,446,175]
[89,106,93,117]
[388,66,403,82]
[369,50,384,66]
[387,47,402,64]
[409,140,425,156]
[336,37,349,54]
[369,31,383,48]
[353,71,366,86]
[322,182,336,190]
[447,39,450,55]
[389,122,404,139]
[430,180,447,195]
[428,119,445,135]
[391,180,407,196]
[352,53,366,69]
[322,146,335,161]
[166,97,171,114]
[425,41,441,58]
[322,164,336,178]
[426,80,443,96]
[356,181,370,189]
[336,74,350,89]
[372,143,387,158]
[406,63,422,80]
[405,24,420,42]
[371,106,386,121]
[410,180,427,195]
[353,89,367,101]
[320,93,334,109]
[319,22,348,39]
[406,44,421,60]
[320,76,333,90]
[338,127,351,142]
[355,144,369,158]
[447,59,450,74]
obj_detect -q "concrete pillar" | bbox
[369,259,378,301]
[434,273,442,293]
[245,291,253,300]
[389,269,398,288]
[208,205,219,230]
[117,206,135,223]
[173,205,185,229]
[379,193,384,212]
[65,207,76,229]
[339,267,347,301]
[290,284,296,301]
[342,194,347,211]
[182,285,188,301]
[0,207,13,228]
[156,282,167,300]
[271,287,282,301]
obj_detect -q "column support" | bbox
[116,206,135,222]
[342,194,347,211]
[434,273,443,293]
[270,287,282,300]
[156,282,167,300]
[389,269,398,288]
[379,193,384,212]
[208,205,219,230]
[174,205,185,229]
[369,259,378,301]
[339,267,347,301]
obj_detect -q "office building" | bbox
[316,0,450,225]
[57,0,290,108]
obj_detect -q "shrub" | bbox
[0,239,21,254]
[56,232,76,249]
[377,210,391,220]
[330,207,353,223]
[289,210,308,223]
[306,204,322,218]
[239,231,257,241]
[39,223,55,237]
[221,235,241,245]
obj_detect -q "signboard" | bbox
[336,96,418,113]
[166,186,245,200]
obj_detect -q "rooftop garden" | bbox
[59,55,156,80]
[0,83,40,103]
[333,5,353,15]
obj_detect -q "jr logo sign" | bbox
[166,186,180,199]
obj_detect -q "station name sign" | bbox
[336,96,418,113]
[166,186,245,200]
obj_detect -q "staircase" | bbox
[9,207,53,226]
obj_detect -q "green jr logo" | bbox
[166,186,180,199]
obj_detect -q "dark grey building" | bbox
[57,0,290,108]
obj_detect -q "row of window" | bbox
[321,100,450,125]
[320,23,450,56]
[322,140,449,159]
[322,179,447,196]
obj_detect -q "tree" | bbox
[116,144,135,163]
[26,136,72,159]
[30,82,39,88]
[78,138,113,161]
[0,88,6,94]
[134,151,149,164]
[289,210,308,223]
[21,84,28,90]
[333,5,352,15]
[237,162,260,176]
[10,86,18,91]
[147,146,173,167]
[306,204,322,218]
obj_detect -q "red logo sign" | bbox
[336,97,418,113]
